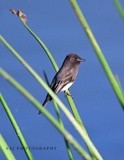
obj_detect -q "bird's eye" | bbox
[76,57,79,61]
[71,58,75,62]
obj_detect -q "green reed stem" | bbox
[0,94,33,160]
[114,0,124,20]
[0,133,16,160]
[70,0,124,109]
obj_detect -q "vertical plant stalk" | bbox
[114,0,124,20]
[21,19,59,72]
[0,94,34,160]
[44,73,74,160]
[70,0,124,108]
[0,134,16,160]
[54,102,74,160]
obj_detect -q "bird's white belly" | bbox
[61,82,74,91]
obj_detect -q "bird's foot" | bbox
[64,91,73,99]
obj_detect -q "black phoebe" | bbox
[38,53,85,114]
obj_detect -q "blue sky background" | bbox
[1,1,124,160]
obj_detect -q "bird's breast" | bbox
[60,82,74,91]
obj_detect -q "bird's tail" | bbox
[38,100,47,115]
[38,95,52,114]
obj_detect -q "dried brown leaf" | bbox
[10,9,27,24]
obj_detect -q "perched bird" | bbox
[38,53,85,114]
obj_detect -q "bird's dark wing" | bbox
[51,68,75,93]
[40,66,75,109]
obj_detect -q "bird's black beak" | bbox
[79,58,86,62]
[82,58,86,62]
[77,57,86,63]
